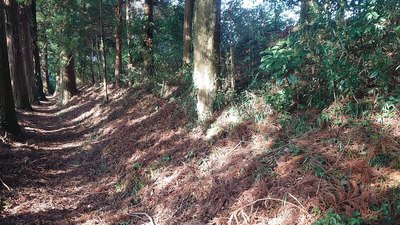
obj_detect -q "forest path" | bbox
[0,86,316,225]
[0,92,118,225]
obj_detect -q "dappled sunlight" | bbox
[2,85,400,224]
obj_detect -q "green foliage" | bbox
[221,0,293,90]
[257,0,400,111]
[260,38,303,86]
[119,221,131,225]
[370,188,400,225]
[255,165,273,181]
[317,112,331,128]
[343,101,372,118]
[288,145,302,156]
[263,88,293,112]
[162,154,171,162]
[153,3,184,85]
[312,210,362,225]
[131,162,142,170]
[368,153,392,168]
[130,175,144,206]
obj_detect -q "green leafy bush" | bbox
[312,210,362,225]
[260,38,304,86]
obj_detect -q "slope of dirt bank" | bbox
[0,86,399,224]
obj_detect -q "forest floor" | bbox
[0,86,400,225]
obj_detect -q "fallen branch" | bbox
[0,178,12,191]
[129,212,155,225]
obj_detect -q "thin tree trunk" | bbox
[0,0,19,135]
[19,4,39,105]
[114,0,123,87]
[193,0,221,122]
[99,0,108,101]
[4,0,32,110]
[95,34,102,81]
[90,38,95,85]
[81,58,86,84]
[143,0,155,79]
[182,0,194,66]
[126,0,133,77]
[42,34,52,94]
[31,0,46,101]
[229,43,235,91]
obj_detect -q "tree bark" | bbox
[114,0,123,87]
[182,0,194,66]
[0,0,19,135]
[31,0,46,101]
[229,43,235,91]
[4,0,32,110]
[41,33,53,94]
[99,0,108,101]
[143,0,155,79]
[193,0,221,122]
[95,34,102,82]
[81,57,86,84]
[19,4,39,105]
[126,0,133,77]
[90,38,95,85]
[60,52,78,105]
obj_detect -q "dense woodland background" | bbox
[0,0,400,224]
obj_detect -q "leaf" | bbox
[287,74,298,85]
[395,26,400,34]
[369,71,378,79]
[276,77,284,86]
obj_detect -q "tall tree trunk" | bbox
[60,52,78,105]
[31,0,46,101]
[81,57,86,84]
[95,34,102,83]
[228,43,235,91]
[114,0,123,87]
[126,0,133,77]
[42,34,53,94]
[90,38,96,85]
[182,0,194,67]
[193,0,220,122]
[19,4,39,105]
[143,0,155,79]
[99,0,108,101]
[4,0,31,110]
[0,0,19,135]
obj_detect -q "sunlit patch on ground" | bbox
[1,86,400,224]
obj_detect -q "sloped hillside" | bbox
[1,86,399,225]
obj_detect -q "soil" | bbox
[0,86,399,225]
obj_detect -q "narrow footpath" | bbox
[0,91,127,225]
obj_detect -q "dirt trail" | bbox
[0,92,117,224]
[0,87,206,225]
[3,87,398,225]
[0,87,314,225]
